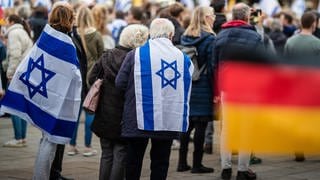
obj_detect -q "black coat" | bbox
[169,17,185,45]
[70,27,88,100]
[213,13,227,34]
[89,46,131,139]
[269,30,287,55]
[29,17,47,42]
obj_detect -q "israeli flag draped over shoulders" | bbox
[0,24,82,144]
[134,38,194,133]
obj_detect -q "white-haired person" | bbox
[88,24,149,180]
[115,18,193,180]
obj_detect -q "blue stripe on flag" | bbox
[139,42,154,130]
[182,54,191,132]
[1,90,76,138]
[37,31,79,67]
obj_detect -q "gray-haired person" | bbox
[116,18,193,180]
[214,3,262,180]
[88,24,149,180]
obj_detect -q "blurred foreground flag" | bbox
[219,59,320,154]
[0,25,82,144]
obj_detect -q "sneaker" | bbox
[250,155,262,165]
[67,146,79,156]
[191,165,214,173]
[204,144,212,154]
[83,148,97,157]
[221,168,232,180]
[177,164,191,172]
[3,139,26,148]
[171,140,180,150]
[57,175,74,180]
[236,169,257,180]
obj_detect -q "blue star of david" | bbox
[156,59,181,89]
[19,54,56,99]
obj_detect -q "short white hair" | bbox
[119,24,149,49]
[149,18,175,39]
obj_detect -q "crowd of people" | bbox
[1,0,320,180]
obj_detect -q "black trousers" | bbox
[126,138,173,180]
[49,144,65,180]
[178,118,208,168]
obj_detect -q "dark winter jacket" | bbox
[213,13,227,34]
[214,20,263,64]
[181,31,215,117]
[89,46,131,139]
[269,30,287,55]
[69,27,88,100]
[115,50,179,139]
[29,17,47,42]
[168,17,185,45]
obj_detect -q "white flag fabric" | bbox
[0,0,13,8]
[0,24,82,144]
[134,38,193,132]
[259,0,281,17]
[291,0,305,18]
[180,0,194,9]
[115,0,132,12]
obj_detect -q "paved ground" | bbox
[1,115,320,180]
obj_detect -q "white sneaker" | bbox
[3,139,26,148]
[67,146,79,156]
[83,148,97,157]
[171,140,180,150]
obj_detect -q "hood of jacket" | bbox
[221,20,256,31]
[181,31,213,46]
[5,24,24,37]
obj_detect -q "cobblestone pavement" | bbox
[1,116,320,180]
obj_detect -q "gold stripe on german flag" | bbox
[219,61,320,154]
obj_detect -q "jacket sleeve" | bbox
[96,34,104,59]
[0,41,6,62]
[7,32,23,79]
[115,50,135,90]
[88,59,102,86]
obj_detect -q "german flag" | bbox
[219,58,320,154]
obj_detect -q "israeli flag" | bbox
[134,38,193,132]
[180,0,194,9]
[0,24,82,144]
[291,0,305,18]
[0,0,13,8]
[115,0,131,12]
[259,0,281,17]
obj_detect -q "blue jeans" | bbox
[70,111,94,147]
[11,115,27,140]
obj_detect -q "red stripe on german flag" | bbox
[219,61,320,154]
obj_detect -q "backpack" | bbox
[177,45,207,81]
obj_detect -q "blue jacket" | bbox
[214,20,263,64]
[181,31,215,117]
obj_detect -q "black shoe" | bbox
[221,168,232,180]
[295,153,305,162]
[58,175,74,180]
[204,144,213,154]
[191,165,214,173]
[177,164,191,172]
[236,170,257,180]
[250,155,262,165]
